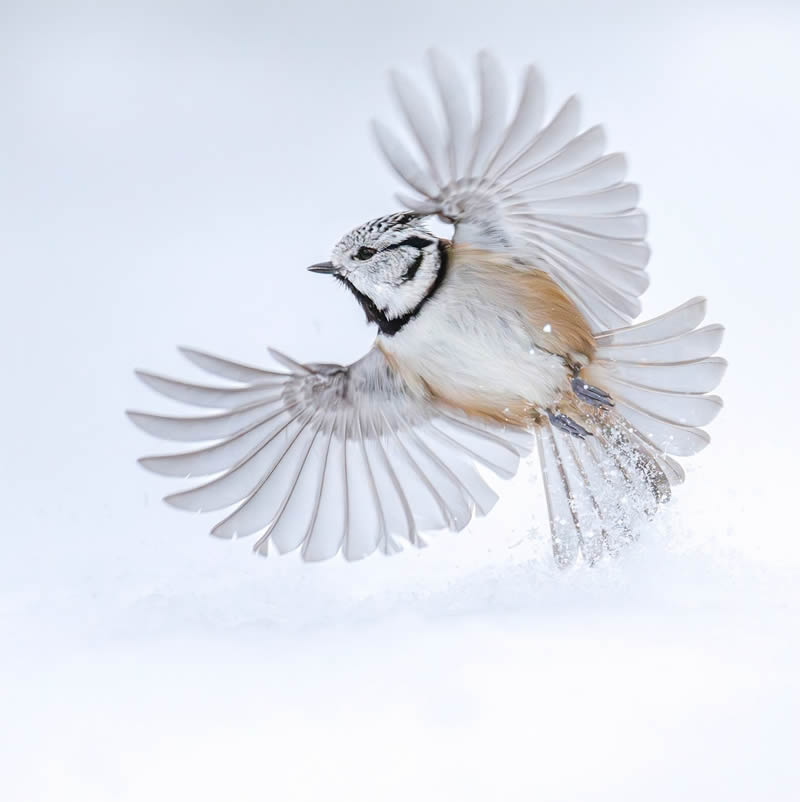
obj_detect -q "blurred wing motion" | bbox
[373,50,649,331]
[128,347,532,561]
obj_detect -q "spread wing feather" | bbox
[128,347,532,561]
[372,50,650,331]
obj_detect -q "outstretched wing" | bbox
[128,346,532,561]
[372,51,650,332]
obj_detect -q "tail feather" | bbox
[536,425,582,567]
[624,423,686,486]
[538,298,725,566]
[537,421,656,567]
[579,436,636,557]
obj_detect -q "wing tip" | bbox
[126,409,150,429]
[176,345,204,362]
[137,454,157,471]
[163,492,200,512]
[521,61,545,90]
[267,347,309,373]
[138,454,188,477]
[133,369,169,392]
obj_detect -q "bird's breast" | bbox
[378,277,572,424]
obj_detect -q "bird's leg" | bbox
[547,409,592,439]
[570,365,614,409]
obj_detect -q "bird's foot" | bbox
[547,409,592,439]
[571,376,614,408]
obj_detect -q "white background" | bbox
[2,1,799,799]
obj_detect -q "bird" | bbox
[128,51,725,567]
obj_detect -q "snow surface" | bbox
[2,1,799,800]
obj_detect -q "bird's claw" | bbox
[547,409,592,439]
[571,376,614,408]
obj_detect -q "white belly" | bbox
[380,278,570,414]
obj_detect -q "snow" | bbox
[2,1,799,800]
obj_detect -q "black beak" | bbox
[307,261,337,274]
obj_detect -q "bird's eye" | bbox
[355,246,377,261]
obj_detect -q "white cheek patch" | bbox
[346,248,440,320]
[380,271,434,317]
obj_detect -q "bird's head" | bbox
[308,212,447,335]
